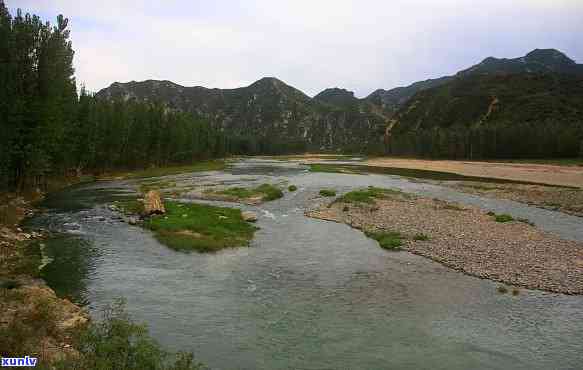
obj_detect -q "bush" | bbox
[53,299,205,370]
[497,286,508,294]
[365,231,403,250]
[319,189,336,197]
[288,185,297,192]
[494,214,514,223]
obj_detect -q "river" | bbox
[27,159,583,370]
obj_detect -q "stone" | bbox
[241,211,258,222]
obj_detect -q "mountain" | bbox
[96,49,583,156]
[458,49,583,76]
[97,78,389,153]
[388,49,583,159]
[364,76,453,114]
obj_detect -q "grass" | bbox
[139,180,176,193]
[365,230,404,250]
[413,233,430,241]
[308,164,364,174]
[338,186,409,204]
[215,183,283,201]
[143,201,257,252]
[288,185,298,192]
[117,199,145,215]
[319,189,336,197]
[108,160,226,179]
[494,213,514,223]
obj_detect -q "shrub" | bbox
[288,185,297,192]
[52,299,205,370]
[494,214,514,223]
[319,189,336,197]
[365,231,403,250]
[497,286,508,294]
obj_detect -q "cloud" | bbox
[10,0,583,97]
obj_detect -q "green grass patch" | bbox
[215,183,283,202]
[319,189,336,197]
[143,201,257,252]
[338,186,409,204]
[139,181,176,193]
[413,233,430,241]
[288,185,298,192]
[365,230,404,250]
[494,213,514,223]
[308,164,364,174]
[122,160,225,179]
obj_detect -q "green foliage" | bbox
[52,299,205,369]
[143,201,257,252]
[288,185,298,192]
[338,186,407,204]
[0,5,229,192]
[493,213,514,223]
[126,161,225,179]
[389,73,583,160]
[319,189,336,197]
[255,184,283,201]
[216,183,283,201]
[365,231,404,250]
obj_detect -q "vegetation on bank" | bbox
[365,231,404,250]
[119,200,257,252]
[288,185,298,192]
[107,160,226,180]
[0,3,231,193]
[319,189,336,197]
[50,299,205,370]
[338,186,411,204]
[308,164,364,174]
[211,183,284,202]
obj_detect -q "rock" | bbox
[241,211,258,222]
[143,190,165,216]
[128,217,138,225]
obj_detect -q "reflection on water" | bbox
[29,159,583,370]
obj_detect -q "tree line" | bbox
[387,122,583,160]
[0,3,229,191]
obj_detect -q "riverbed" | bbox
[28,159,583,370]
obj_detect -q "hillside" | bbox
[96,49,583,157]
[97,78,389,154]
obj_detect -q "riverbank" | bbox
[274,154,583,188]
[364,158,583,188]
[0,196,88,362]
[446,181,583,217]
[307,189,583,294]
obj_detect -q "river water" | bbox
[28,159,583,370]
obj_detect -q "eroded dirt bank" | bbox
[307,193,583,295]
[0,196,88,362]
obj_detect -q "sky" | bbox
[10,0,583,97]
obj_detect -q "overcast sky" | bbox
[10,0,583,97]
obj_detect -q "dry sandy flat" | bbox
[365,158,583,188]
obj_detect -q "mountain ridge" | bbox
[96,48,583,155]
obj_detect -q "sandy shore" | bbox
[365,158,583,188]
[307,192,583,295]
